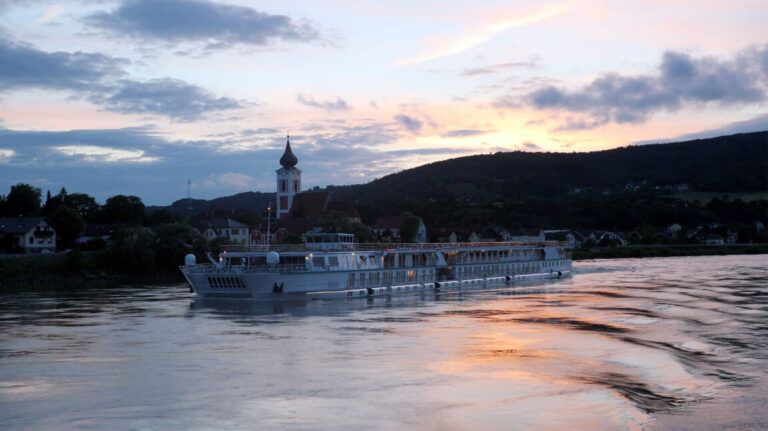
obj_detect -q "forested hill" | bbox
[147,191,275,218]
[328,131,767,204]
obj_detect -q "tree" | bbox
[102,195,145,224]
[399,212,421,243]
[148,209,181,225]
[106,226,157,272]
[5,183,42,216]
[319,210,376,242]
[42,187,68,216]
[154,222,206,270]
[319,210,350,233]
[50,205,86,249]
[64,193,99,220]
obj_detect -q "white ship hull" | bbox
[181,236,572,300]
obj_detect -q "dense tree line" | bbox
[0,184,206,271]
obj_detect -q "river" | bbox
[1,254,766,430]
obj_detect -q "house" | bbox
[667,224,682,233]
[597,231,628,247]
[427,228,460,243]
[202,217,250,244]
[373,216,427,243]
[509,228,545,243]
[0,217,57,254]
[372,216,402,240]
[249,228,276,246]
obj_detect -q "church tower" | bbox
[276,135,301,219]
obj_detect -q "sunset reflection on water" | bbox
[0,255,766,430]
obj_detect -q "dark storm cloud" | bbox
[296,94,350,111]
[89,79,242,121]
[440,129,491,138]
[504,45,768,129]
[0,37,241,120]
[394,114,423,133]
[0,38,126,91]
[86,0,320,48]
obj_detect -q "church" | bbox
[252,137,360,244]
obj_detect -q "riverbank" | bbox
[3,244,767,289]
[0,251,183,289]
[573,243,768,260]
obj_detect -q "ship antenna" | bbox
[266,204,272,250]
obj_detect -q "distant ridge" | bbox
[147,191,275,217]
[326,131,768,204]
[149,132,767,216]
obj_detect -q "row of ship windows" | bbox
[208,276,247,289]
[346,260,566,288]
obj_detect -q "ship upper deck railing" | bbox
[221,240,569,254]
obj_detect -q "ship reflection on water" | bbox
[1,255,766,430]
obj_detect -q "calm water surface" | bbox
[1,255,767,430]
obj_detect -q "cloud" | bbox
[516,44,768,129]
[0,148,14,164]
[461,58,539,77]
[0,37,241,120]
[522,141,542,151]
[400,3,568,65]
[0,119,506,204]
[241,128,280,137]
[54,145,159,163]
[394,114,423,133]
[633,113,768,145]
[440,129,491,138]
[86,0,319,49]
[296,94,350,111]
[0,38,126,91]
[89,78,242,121]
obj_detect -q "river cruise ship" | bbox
[181,233,572,299]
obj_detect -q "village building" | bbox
[508,228,545,243]
[372,216,427,242]
[201,217,250,245]
[0,217,57,254]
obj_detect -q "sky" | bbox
[0,0,766,205]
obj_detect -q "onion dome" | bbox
[279,135,298,168]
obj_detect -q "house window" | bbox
[29,236,33,244]
[280,180,287,192]
[231,229,238,235]
[293,179,299,192]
